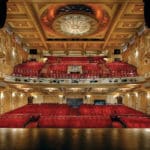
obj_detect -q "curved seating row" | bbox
[120,116,150,128]
[39,116,112,128]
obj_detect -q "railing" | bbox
[4,75,145,85]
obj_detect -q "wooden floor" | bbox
[0,128,150,150]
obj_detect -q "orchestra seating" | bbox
[120,116,150,128]
[112,121,124,128]
[0,114,31,128]
[38,116,112,128]
[0,104,149,128]
[12,56,138,78]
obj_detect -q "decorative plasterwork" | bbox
[40,4,110,37]
[52,14,98,36]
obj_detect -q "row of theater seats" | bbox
[39,116,112,128]
[0,104,149,128]
[120,116,150,128]
[46,56,104,63]
[6,104,71,116]
[0,114,30,128]
[79,104,144,116]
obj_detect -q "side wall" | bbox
[122,29,150,114]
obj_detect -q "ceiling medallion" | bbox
[40,4,110,37]
[52,14,98,36]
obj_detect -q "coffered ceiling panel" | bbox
[110,33,132,40]
[117,21,143,29]
[8,21,34,29]
[124,3,144,15]
[7,3,27,14]
[18,32,40,39]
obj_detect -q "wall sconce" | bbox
[134,92,138,97]
[86,95,91,99]
[20,93,24,97]
[33,95,37,99]
[59,94,63,98]
[12,92,16,97]
[147,92,150,99]
[127,93,130,98]
[0,92,4,99]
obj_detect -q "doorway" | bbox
[66,98,83,107]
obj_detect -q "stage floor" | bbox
[0,128,150,150]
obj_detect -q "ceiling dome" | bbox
[52,4,98,36]
[52,13,98,36]
[40,4,110,37]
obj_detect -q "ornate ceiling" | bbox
[6,0,144,56]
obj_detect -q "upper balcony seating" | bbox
[13,61,44,77]
[106,61,137,77]
[12,57,138,79]
[46,56,105,63]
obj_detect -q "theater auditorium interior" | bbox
[0,0,150,150]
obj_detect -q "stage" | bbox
[0,128,150,150]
